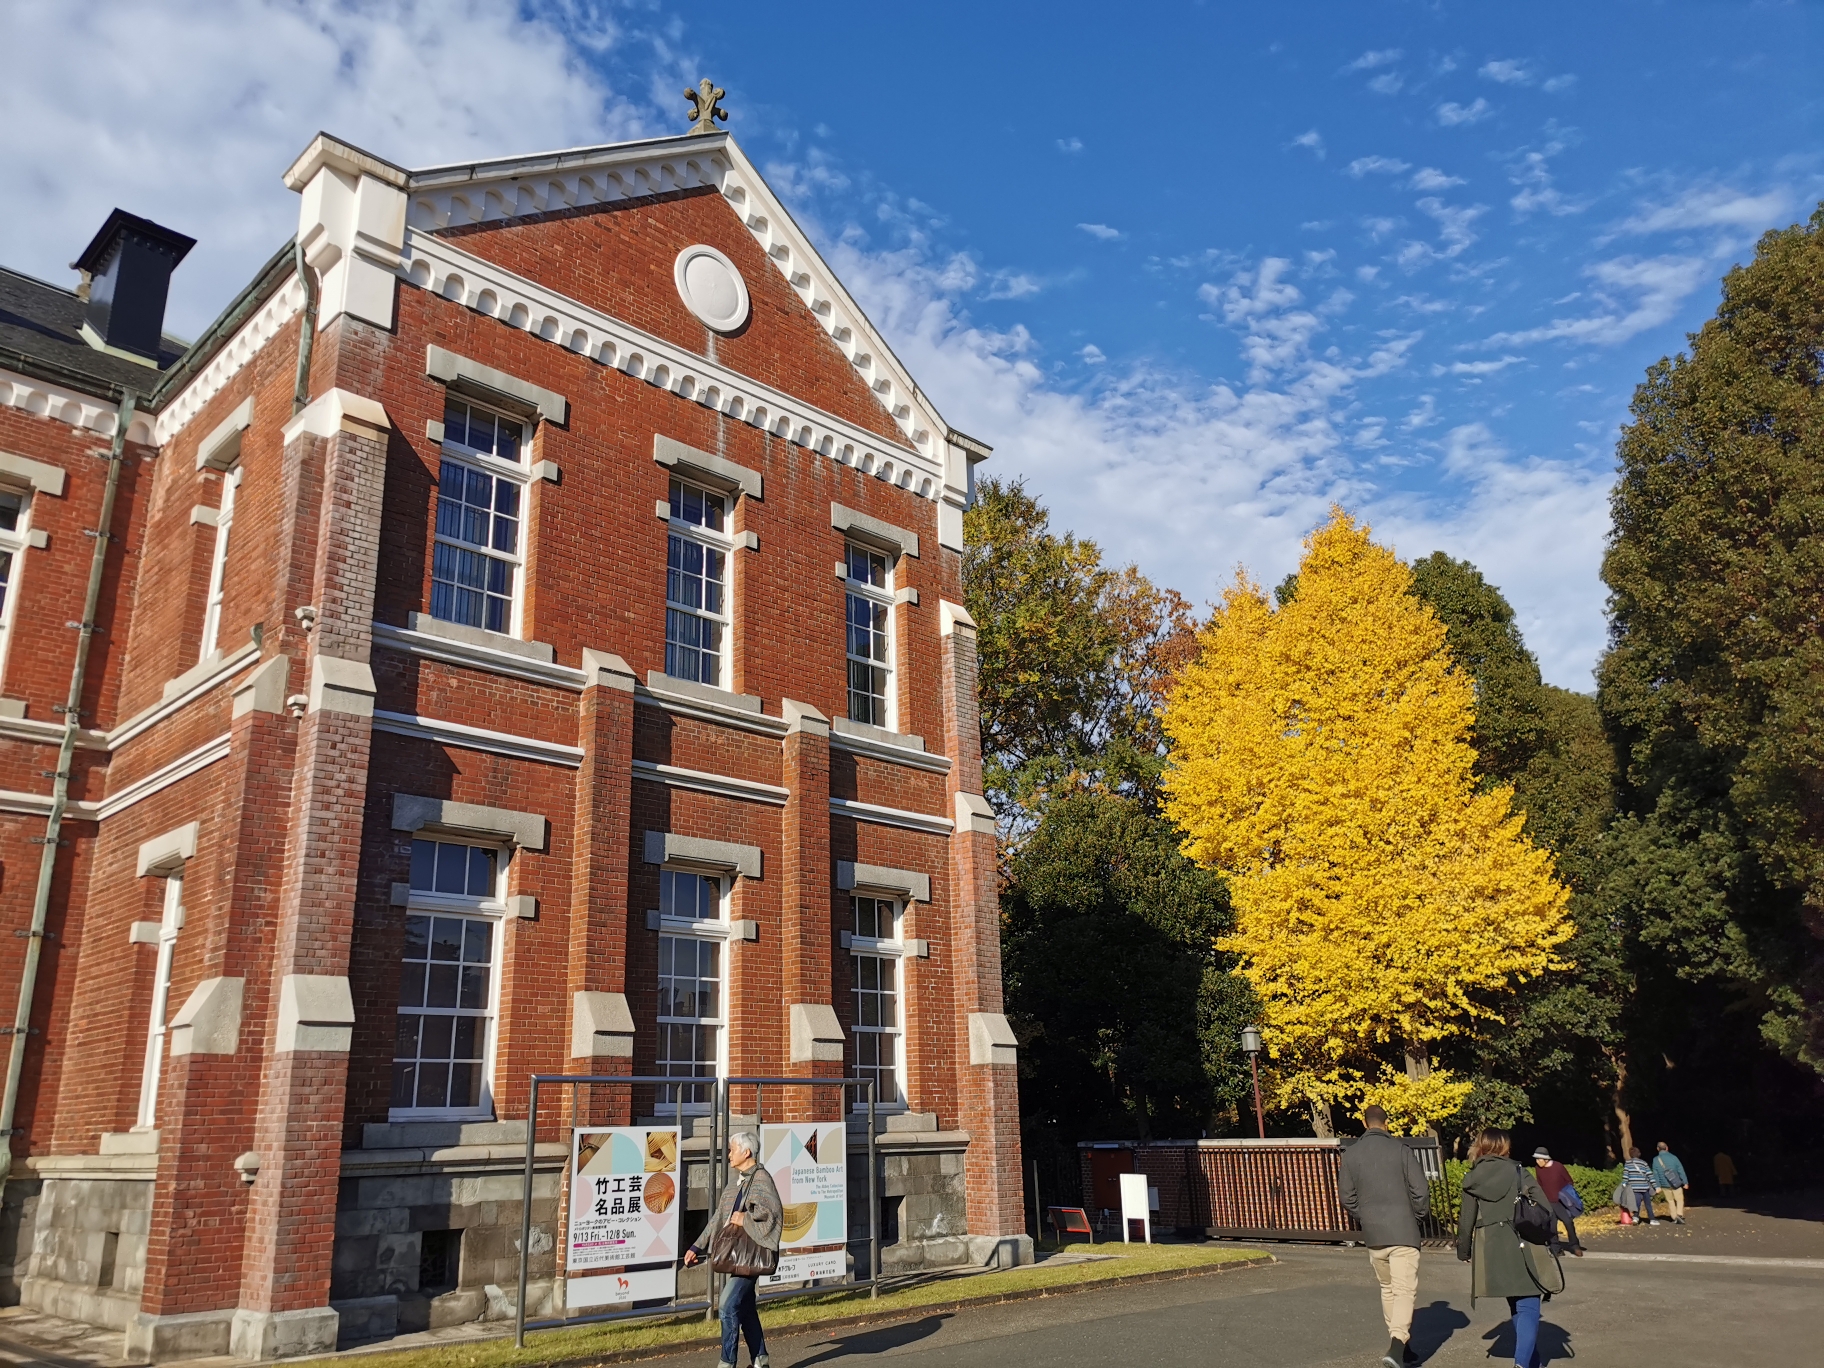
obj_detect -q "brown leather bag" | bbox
[708,1176,777,1277]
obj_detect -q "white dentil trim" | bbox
[153,276,305,445]
[401,134,949,468]
[0,368,152,444]
[399,231,945,501]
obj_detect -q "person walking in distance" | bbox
[1652,1142,1690,1224]
[1532,1147,1585,1257]
[1457,1130,1559,1368]
[683,1132,782,1368]
[1623,1147,1661,1225]
[1338,1104,1431,1367]
[1713,1150,1737,1198]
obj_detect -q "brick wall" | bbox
[2,156,1021,1340]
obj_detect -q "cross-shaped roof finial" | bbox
[686,79,728,135]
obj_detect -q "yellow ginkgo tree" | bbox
[1162,510,1573,1134]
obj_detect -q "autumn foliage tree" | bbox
[1163,511,1574,1133]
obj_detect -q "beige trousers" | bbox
[1368,1245,1421,1343]
[1661,1185,1685,1220]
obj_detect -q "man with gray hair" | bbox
[1338,1105,1431,1367]
[684,1131,783,1368]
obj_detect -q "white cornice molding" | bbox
[95,733,232,822]
[372,709,584,768]
[399,133,956,489]
[0,368,151,444]
[399,231,946,499]
[828,795,954,836]
[632,758,789,806]
[153,276,305,446]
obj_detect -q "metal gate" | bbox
[1079,1137,1448,1242]
[514,1074,882,1346]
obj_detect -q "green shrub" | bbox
[1428,1159,1623,1227]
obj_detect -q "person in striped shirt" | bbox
[1624,1147,1661,1225]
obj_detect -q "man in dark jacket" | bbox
[1339,1105,1431,1368]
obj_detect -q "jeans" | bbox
[719,1273,766,1366]
[1548,1197,1581,1251]
[1507,1294,1541,1368]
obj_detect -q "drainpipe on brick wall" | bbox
[0,390,137,1190]
[291,239,318,414]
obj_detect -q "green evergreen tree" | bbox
[1599,203,1824,1073]
[1002,791,1256,1139]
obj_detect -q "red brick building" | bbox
[0,125,1023,1360]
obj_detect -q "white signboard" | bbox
[568,1127,681,1271]
[762,1249,847,1287]
[568,1265,678,1308]
[759,1122,848,1251]
[1118,1171,1152,1243]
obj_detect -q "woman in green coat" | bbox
[1456,1130,1561,1368]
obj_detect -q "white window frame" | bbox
[844,541,896,731]
[390,837,508,1122]
[663,478,733,690]
[432,400,529,639]
[135,872,184,1129]
[653,866,731,1113]
[198,463,240,662]
[848,895,907,1111]
[0,486,32,684]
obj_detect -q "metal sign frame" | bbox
[514,1073,880,1348]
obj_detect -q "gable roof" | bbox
[393,132,953,471]
[0,264,188,400]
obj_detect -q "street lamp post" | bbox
[1240,1027,1266,1139]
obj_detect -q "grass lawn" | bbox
[301,1241,1270,1368]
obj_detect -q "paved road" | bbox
[677,1244,1824,1367]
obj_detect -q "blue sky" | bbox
[6,1,1821,684]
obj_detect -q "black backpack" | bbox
[1511,1164,1556,1245]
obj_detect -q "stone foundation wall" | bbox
[328,1123,564,1345]
[18,1171,153,1330]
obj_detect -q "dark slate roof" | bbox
[0,264,187,400]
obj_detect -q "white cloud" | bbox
[1057,137,1085,153]
[1509,144,1587,217]
[1434,355,1526,376]
[1,0,661,338]
[1375,426,1611,685]
[1079,344,1106,364]
[1078,222,1123,241]
[1437,98,1493,126]
[1346,49,1404,71]
[1542,74,1578,93]
[984,271,1043,300]
[1614,184,1792,236]
[1396,198,1486,269]
[1348,156,1413,179]
[1368,72,1404,96]
[1410,167,1466,191]
[1481,254,1711,347]
[1290,129,1326,159]
[1479,59,1534,86]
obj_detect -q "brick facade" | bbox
[0,128,1021,1359]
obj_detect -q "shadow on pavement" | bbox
[1477,1312,1574,1365]
[790,1314,953,1365]
[1408,1299,1469,1361]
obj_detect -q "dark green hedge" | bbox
[1429,1160,1623,1226]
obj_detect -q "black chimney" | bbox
[73,209,196,363]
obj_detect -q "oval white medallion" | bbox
[674,245,750,333]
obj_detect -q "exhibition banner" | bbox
[568,1127,681,1272]
[758,1122,848,1251]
